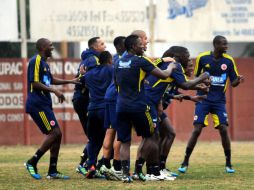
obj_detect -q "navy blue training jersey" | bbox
[115,53,156,112]
[145,62,188,105]
[80,64,113,110]
[26,54,53,112]
[195,51,239,103]
[73,49,100,101]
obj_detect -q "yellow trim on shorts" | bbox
[204,114,209,126]
[39,111,51,131]
[145,111,154,134]
[212,114,220,128]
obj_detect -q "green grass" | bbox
[0,142,253,190]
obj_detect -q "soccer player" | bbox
[24,38,79,180]
[74,37,106,176]
[79,50,113,178]
[135,46,209,181]
[115,35,177,182]
[99,36,126,180]
[178,35,244,174]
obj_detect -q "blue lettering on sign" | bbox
[210,73,227,86]
[168,0,208,19]
[119,60,131,68]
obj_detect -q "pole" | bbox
[149,0,155,57]
[20,0,30,145]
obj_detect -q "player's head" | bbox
[131,30,148,51]
[36,38,54,58]
[113,36,126,55]
[213,35,228,54]
[184,60,194,77]
[88,37,106,53]
[162,46,190,68]
[99,51,112,65]
[125,35,144,56]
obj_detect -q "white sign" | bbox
[0,0,18,41]
[157,0,254,42]
[30,0,147,41]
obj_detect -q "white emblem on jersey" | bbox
[119,60,131,68]
[194,115,198,120]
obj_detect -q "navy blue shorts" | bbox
[116,111,155,143]
[104,102,117,129]
[28,105,59,135]
[159,111,168,122]
[193,102,228,128]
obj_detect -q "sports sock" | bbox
[160,155,167,170]
[48,157,58,174]
[27,149,44,166]
[113,159,121,171]
[183,147,193,166]
[79,147,88,166]
[103,158,111,169]
[224,149,231,167]
[135,157,145,173]
[121,160,130,176]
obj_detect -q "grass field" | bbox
[0,141,253,190]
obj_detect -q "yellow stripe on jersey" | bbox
[152,77,174,88]
[93,56,100,65]
[143,56,157,66]
[39,111,51,131]
[194,51,211,76]
[153,58,163,66]
[180,64,189,81]
[138,69,146,91]
[34,55,41,82]
[222,53,239,76]
[224,79,229,92]
[145,111,154,134]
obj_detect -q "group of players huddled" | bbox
[24,30,243,182]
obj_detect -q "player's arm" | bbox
[52,76,80,85]
[227,57,244,87]
[32,82,65,103]
[150,63,177,79]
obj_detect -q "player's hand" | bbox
[167,62,177,71]
[191,95,207,102]
[238,75,244,83]
[79,65,86,75]
[196,83,209,93]
[162,57,176,63]
[200,72,210,80]
[173,94,185,102]
[71,77,82,85]
[54,90,65,103]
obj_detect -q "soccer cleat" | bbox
[136,171,147,181]
[145,174,164,181]
[100,165,121,180]
[94,170,106,179]
[159,171,176,181]
[122,175,133,183]
[24,162,41,180]
[160,168,179,177]
[131,172,139,180]
[76,165,88,176]
[86,165,96,178]
[46,171,70,179]
[178,165,188,173]
[225,166,235,173]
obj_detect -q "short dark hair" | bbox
[88,37,100,48]
[36,38,48,51]
[213,35,226,46]
[99,51,112,65]
[124,35,139,51]
[113,36,126,48]
[162,46,189,68]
